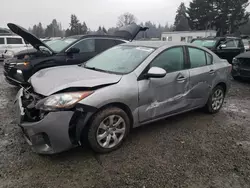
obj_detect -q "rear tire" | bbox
[205,85,225,114]
[87,107,130,153]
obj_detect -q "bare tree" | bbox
[117,12,137,27]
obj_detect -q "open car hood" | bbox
[30,65,122,96]
[114,23,148,41]
[7,23,54,53]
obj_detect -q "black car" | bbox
[231,52,250,79]
[191,37,245,63]
[4,23,147,86]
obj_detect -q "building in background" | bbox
[161,30,217,43]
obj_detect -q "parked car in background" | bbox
[4,23,147,86]
[0,35,27,61]
[15,41,231,154]
[2,39,62,59]
[191,37,245,63]
[242,39,250,51]
[231,52,250,79]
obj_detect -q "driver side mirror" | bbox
[220,44,227,49]
[145,67,166,79]
[66,47,80,54]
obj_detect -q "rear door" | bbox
[138,46,190,122]
[186,46,215,108]
[65,38,97,65]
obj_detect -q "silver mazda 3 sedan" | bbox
[15,41,232,154]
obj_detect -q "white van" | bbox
[0,35,27,60]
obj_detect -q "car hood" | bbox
[235,52,250,59]
[7,23,54,53]
[114,23,148,41]
[30,65,122,96]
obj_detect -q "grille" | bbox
[4,61,15,72]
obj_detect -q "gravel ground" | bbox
[0,64,250,188]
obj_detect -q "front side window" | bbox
[84,45,154,74]
[162,37,166,41]
[0,38,4,44]
[150,47,184,73]
[6,38,23,44]
[72,39,95,53]
[188,47,207,68]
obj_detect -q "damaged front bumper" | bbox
[15,88,76,154]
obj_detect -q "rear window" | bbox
[192,39,217,47]
[6,38,23,44]
[0,38,4,44]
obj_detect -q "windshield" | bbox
[192,39,217,47]
[84,45,155,74]
[45,37,77,52]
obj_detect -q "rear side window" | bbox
[72,39,95,53]
[206,52,213,65]
[7,38,23,44]
[96,39,118,53]
[188,47,206,68]
[0,38,4,44]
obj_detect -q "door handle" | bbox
[177,75,186,82]
[209,69,215,74]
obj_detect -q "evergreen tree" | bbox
[174,3,190,31]
[187,0,249,35]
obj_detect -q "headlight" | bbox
[16,62,29,66]
[232,58,239,65]
[4,50,15,57]
[36,91,93,111]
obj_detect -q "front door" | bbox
[186,46,216,108]
[216,39,244,63]
[66,38,97,65]
[138,46,190,123]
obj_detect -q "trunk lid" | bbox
[114,23,148,41]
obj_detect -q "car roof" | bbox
[69,34,127,41]
[193,36,241,40]
[122,41,200,49]
[0,35,22,38]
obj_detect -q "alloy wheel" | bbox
[211,88,224,111]
[96,115,126,149]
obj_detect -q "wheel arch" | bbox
[75,102,134,144]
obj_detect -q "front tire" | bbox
[205,85,225,114]
[87,107,130,153]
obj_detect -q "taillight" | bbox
[229,64,232,72]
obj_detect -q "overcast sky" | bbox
[1,0,250,30]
